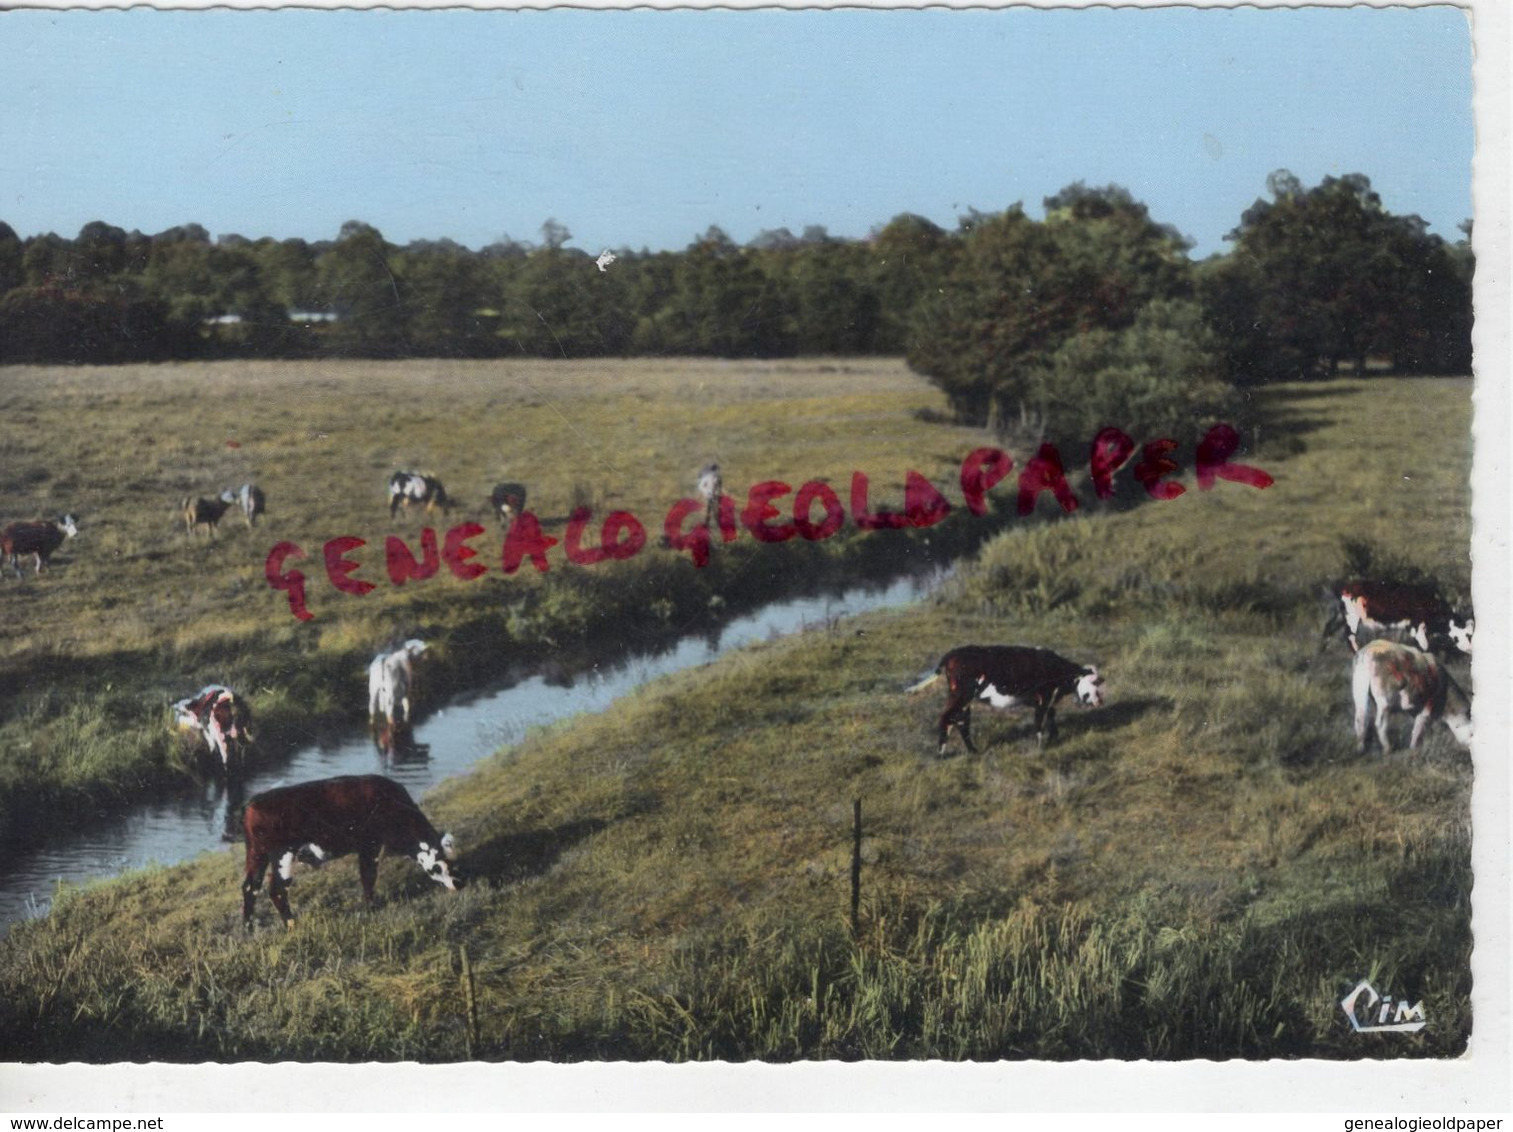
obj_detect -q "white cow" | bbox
[368,639,429,729]
[1351,639,1472,753]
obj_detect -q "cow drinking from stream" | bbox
[241,774,460,929]
[909,645,1106,756]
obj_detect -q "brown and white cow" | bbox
[490,481,528,526]
[241,775,461,929]
[1,514,78,578]
[908,645,1106,755]
[1324,579,1473,657]
[389,471,451,519]
[172,684,253,769]
[182,495,232,537]
[1351,639,1472,754]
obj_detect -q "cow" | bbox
[219,482,266,527]
[1323,579,1473,657]
[369,639,428,731]
[240,774,461,930]
[171,684,254,769]
[182,495,232,537]
[1351,639,1473,754]
[489,481,528,525]
[388,471,451,519]
[1,514,78,579]
[908,645,1106,756]
[697,462,723,528]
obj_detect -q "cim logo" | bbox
[1340,979,1427,1034]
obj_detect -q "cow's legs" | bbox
[1373,693,1394,753]
[242,852,269,928]
[1408,708,1433,751]
[937,697,975,756]
[1034,705,1056,749]
[358,848,381,906]
[267,857,295,928]
[955,707,976,754]
[1354,697,1372,753]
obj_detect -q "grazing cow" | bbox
[172,684,254,769]
[1351,639,1472,753]
[219,482,266,527]
[182,495,232,537]
[1,515,78,579]
[490,481,528,525]
[369,639,428,730]
[1323,579,1473,657]
[241,774,461,929]
[908,645,1106,756]
[697,462,723,527]
[388,471,451,519]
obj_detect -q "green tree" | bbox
[869,213,955,354]
[1203,171,1472,381]
[315,221,410,356]
[0,221,23,296]
[907,186,1198,424]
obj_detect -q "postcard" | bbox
[0,0,1506,1114]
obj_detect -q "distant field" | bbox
[0,372,1476,1061]
[0,357,985,830]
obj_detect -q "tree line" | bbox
[0,170,1472,442]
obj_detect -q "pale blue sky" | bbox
[0,6,1474,258]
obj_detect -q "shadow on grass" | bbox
[456,817,611,889]
[937,695,1174,758]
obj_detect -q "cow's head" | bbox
[58,514,79,538]
[402,639,428,660]
[1445,710,1474,748]
[1447,615,1474,656]
[1076,667,1106,708]
[416,834,462,891]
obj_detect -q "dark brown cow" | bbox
[490,481,528,525]
[1323,579,1473,656]
[908,645,1106,756]
[182,495,232,537]
[241,775,460,929]
[1,514,78,578]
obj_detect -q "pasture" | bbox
[0,368,1476,1061]
[0,357,985,835]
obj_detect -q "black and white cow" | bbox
[369,638,428,731]
[489,481,528,525]
[172,684,254,769]
[908,645,1106,755]
[241,775,460,929]
[388,471,451,519]
[1323,578,1473,657]
[1351,639,1473,754]
[1,514,78,578]
[220,482,266,528]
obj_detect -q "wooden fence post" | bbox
[460,944,479,1058]
[850,797,862,939]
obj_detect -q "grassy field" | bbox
[0,357,989,836]
[0,369,1475,1061]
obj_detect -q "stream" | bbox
[1,564,948,928]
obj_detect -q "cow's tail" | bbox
[905,669,943,695]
